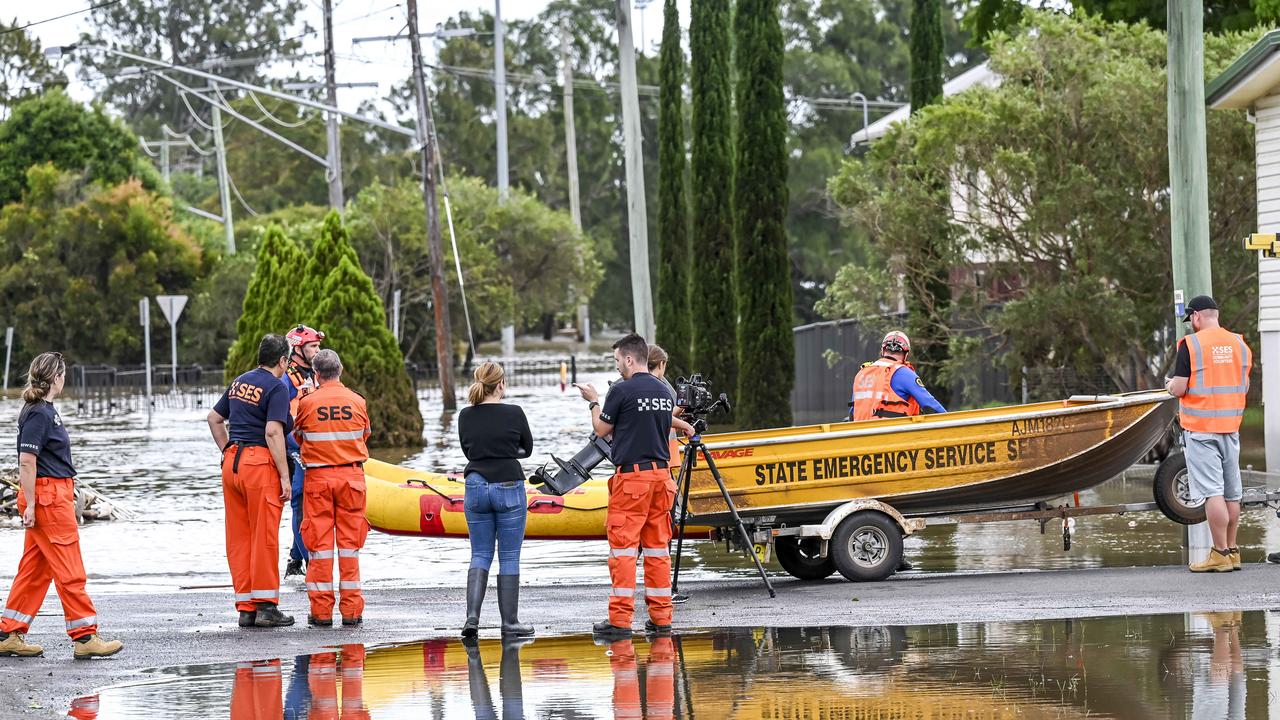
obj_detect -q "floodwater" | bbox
[2,376,1280,595]
[74,611,1280,718]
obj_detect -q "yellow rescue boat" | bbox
[363,460,612,539]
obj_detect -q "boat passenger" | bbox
[849,331,946,421]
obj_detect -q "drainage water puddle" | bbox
[75,611,1274,718]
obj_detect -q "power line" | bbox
[0,0,124,36]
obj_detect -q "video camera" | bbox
[674,374,731,433]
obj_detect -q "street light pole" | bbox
[406,0,458,410]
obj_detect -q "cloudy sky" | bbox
[19,0,682,114]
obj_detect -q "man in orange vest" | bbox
[849,331,947,422]
[1166,295,1252,573]
[294,349,371,626]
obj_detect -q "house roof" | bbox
[1207,29,1280,109]
[854,62,1000,145]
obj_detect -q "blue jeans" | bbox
[464,473,527,574]
[289,455,308,562]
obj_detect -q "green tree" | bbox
[299,210,362,315]
[0,89,158,206]
[966,0,1276,44]
[0,21,65,120]
[313,254,424,447]
[656,0,692,378]
[824,12,1260,396]
[0,165,200,366]
[690,0,738,406]
[904,0,952,404]
[224,224,305,379]
[79,0,308,137]
[734,0,793,428]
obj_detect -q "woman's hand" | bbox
[22,506,35,529]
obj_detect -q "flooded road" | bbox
[73,611,1279,718]
[2,378,1279,594]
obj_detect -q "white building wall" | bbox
[1254,95,1280,474]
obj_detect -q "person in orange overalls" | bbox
[0,352,123,659]
[848,331,946,422]
[208,334,295,628]
[294,350,371,627]
[230,659,283,720]
[575,334,693,637]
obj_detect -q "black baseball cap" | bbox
[1182,295,1217,321]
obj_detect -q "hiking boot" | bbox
[307,615,333,627]
[253,603,295,627]
[1190,548,1234,573]
[1229,547,1242,571]
[342,616,362,627]
[73,634,124,660]
[238,611,257,628]
[592,619,630,637]
[285,559,305,578]
[644,619,672,634]
[0,632,43,657]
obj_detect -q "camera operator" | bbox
[574,334,691,637]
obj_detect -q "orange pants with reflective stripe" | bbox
[301,466,368,620]
[0,477,98,640]
[307,645,368,720]
[606,468,675,627]
[230,659,282,720]
[222,445,284,612]
[609,639,642,720]
[647,636,675,720]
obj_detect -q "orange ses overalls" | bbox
[295,380,371,622]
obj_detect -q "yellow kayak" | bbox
[364,459,612,539]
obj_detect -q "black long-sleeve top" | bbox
[458,402,533,484]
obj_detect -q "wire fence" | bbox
[62,356,618,415]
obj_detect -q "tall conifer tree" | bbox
[225,225,304,380]
[906,0,951,404]
[734,0,792,429]
[690,0,737,412]
[656,0,691,379]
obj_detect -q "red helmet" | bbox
[287,324,325,349]
[881,331,911,354]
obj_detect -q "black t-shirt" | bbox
[213,367,292,446]
[600,372,675,466]
[458,403,533,484]
[1174,342,1192,378]
[17,401,76,478]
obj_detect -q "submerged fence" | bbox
[63,356,617,415]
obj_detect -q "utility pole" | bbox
[160,141,171,183]
[495,0,510,201]
[562,28,591,345]
[209,81,236,255]
[1167,0,1212,561]
[322,0,345,211]
[406,0,457,410]
[615,0,655,340]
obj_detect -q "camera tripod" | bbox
[670,423,776,599]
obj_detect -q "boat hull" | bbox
[684,392,1177,525]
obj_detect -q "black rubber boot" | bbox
[462,568,488,637]
[238,611,257,628]
[497,575,534,637]
[253,603,295,627]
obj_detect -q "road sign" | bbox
[155,295,188,325]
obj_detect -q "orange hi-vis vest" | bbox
[1178,327,1252,434]
[287,362,317,417]
[851,358,920,421]
[295,380,371,467]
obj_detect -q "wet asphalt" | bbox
[6,563,1280,718]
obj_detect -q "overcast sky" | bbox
[21,0,682,114]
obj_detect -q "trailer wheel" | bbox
[775,537,836,581]
[1154,451,1205,525]
[830,511,903,582]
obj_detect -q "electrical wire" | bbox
[162,126,215,156]
[247,90,312,128]
[227,171,260,217]
[0,0,123,36]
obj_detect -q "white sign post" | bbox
[392,289,402,343]
[155,295,189,392]
[139,298,152,422]
[3,327,12,395]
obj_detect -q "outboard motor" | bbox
[529,435,612,496]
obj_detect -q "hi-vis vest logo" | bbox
[1211,345,1236,364]
[229,380,264,404]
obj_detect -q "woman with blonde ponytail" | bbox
[456,361,534,637]
[0,353,123,659]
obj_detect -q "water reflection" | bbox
[76,611,1280,718]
